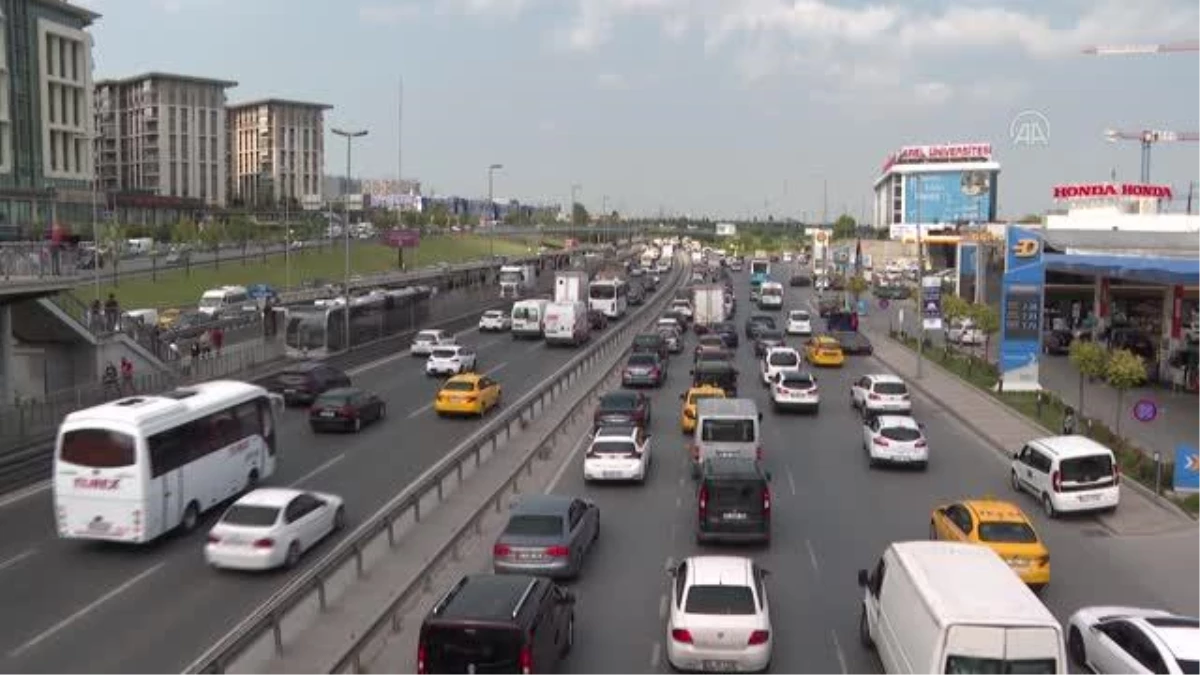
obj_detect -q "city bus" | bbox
[53,380,285,543]
[588,278,628,319]
[284,286,432,358]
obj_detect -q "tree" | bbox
[941,294,971,326]
[832,214,857,240]
[572,202,590,226]
[846,274,869,305]
[1068,340,1108,418]
[1105,348,1147,436]
[1017,213,1043,224]
[98,222,128,284]
[968,302,1000,360]
[170,218,200,276]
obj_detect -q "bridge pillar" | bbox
[0,303,13,404]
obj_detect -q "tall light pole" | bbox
[915,174,926,379]
[487,163,503,257]
[332,127,368,352]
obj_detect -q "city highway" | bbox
[0,288,651,673]
[520,273,1197,673]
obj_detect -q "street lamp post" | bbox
[332,127,368,352]
[487,163,503,257]
[915,175,926,379]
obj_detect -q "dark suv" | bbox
[632,333,670,360]
[268,361,351,406]
[696,457,771,545]
[418,574,575,674]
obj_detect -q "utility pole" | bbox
[487,163,503,257]
[397,77,404,187]
[332,127,368,352]
[915,174,926,379]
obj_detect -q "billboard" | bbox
[904,171,993,224]
[998,226,1045,392]
[382,229,420,249]
[715,222,737,237]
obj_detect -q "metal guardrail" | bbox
[0,242,82,280]
[185,260,686,674]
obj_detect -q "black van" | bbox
[696,457,771,545]
[691,361,738,396]
[418,574,575,674]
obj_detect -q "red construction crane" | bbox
[1103,129,1200,183]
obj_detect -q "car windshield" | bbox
[221,504,281,527]
[315,391,355,406]
[601,394,638,410]
[780,374,814,389]
[416,331,440,341]
[431,348,459,359]
[759,330,783,341]
[504,514,563,537]
[634,335,661,346]
[483,311,503,319]
[768,351,798,366]
[880,426,922,442]
[977,522,1039,544]
[628,354,657,366]
[589,440,638,457]
[590,285,616,299]
[684,585,756,615]
[1060,455,1114,482]
[442,381,476,392]
[874,382,908,395]
[790,311,809,321]
[752,317,775,328]
[700,419,756,443]
[944,656,1057,674]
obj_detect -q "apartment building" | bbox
[227,98,330,207]
[94,72,235,207]
[0,0,98,236]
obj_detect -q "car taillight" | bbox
[253,538,275,549]
[206,534,220,544]
[684,408,695,419]
[493,543,511,557]
[671,628,694,644]
[748,630,770,646]
[1051,470,1062,492]
[545,546,570,557]
[775,386,787,395]
[1113,464,1121,485]
[464,396,477,403]
[1037,554,1050,566]
[873,437,889,446]
[417,642,427,674]
[915,440,927,448]
[756,446,764,461]
[868,393,881,400]
[698,485,708,521]
[651,368,661,377]
[519,644,533,674]
[762,487,771,519]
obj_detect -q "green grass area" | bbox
[887,331,1198,518]
[77,234,537,309]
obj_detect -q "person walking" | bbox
[103,293,120,331]
[1061,406,1078,436]
[211,326,225,356]
[119,357,135,395]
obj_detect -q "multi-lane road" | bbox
[512,272,1197,673]
[0,291,648,673]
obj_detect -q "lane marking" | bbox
[523,340,544,354]
[658,593,668,619]
[786,468,798,496]
[805,539,820,577]
[0,548,37,574]
[650,641,662,669]
[10,562,165,657]
[407,402,434,419]
[288,453,346,488]
[484,361,509,377]
[831,629,849,674]
[0,481,51,510]
[547,430,593,493]
[346,325,483,376]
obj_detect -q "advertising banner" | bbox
[904,171,993,224]
[957,242,978,299]
[999,226,1045,391]
[921,276,943,331]
[382,229,420,249]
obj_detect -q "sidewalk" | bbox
[861,322,1195,537]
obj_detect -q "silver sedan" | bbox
[492,494,599,579]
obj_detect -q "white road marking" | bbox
[0,480,51,510]
[650,642,662,669]
[288,454,346,488]
[0,548,37,574]
[407,402,434,419]
[831,629,849,673]
[786,468,798,496]
[547,430,592,493]
[346,325,482,376]
[658,593,668,619]
[674,495,682,508]
[11,562,165,657]
[806,539,820,576]
[484,361,509,377]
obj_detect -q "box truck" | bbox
[692,284,727,330]
[554,270,589,304]
[498,264,537,298]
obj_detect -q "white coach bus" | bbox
[53,380,284,543]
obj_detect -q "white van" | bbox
[198,285,251,317]
[758,281,784,310]
[510,298,550,339]
[543,301,590,347]
[1010,435,1120,517]
[691,398,762,478]
[857,541,1065,674]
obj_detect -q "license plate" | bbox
[702,660,737,672]
[1079,494,1101,502]
[515,551,542,561]
[320,411,336,418]
[603,471,623,478]
[284,388,297,395]
[87,520,111,532]
[723,512,747,521]
[716,451,738,458]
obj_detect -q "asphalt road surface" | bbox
[0,304,639,673]
[523,274,1197,673]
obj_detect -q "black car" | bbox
[711,321,739,348]
[696,457,771,545]
[632,333,670,360]
[691,361,738,396]
[628,283,646,306]
[270,361,352,406]
[753,329,786,357]
[744,315,776,338]
[418,574,575,674]
[789,274,812,287]
[594,390,652,427]
[587,309,609,331]
[308,387,386,433]
[833,331,873,355]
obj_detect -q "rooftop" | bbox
[37,0,100,24]
[227,98,334,112]
[95,71,238,89]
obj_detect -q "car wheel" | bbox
[1068,627,1086,668]
[1010,470,1022,492]
[179,501,201,533]
[929,521,938,540]
[859,605,874,648]
[333,506,347,531]
[1041,493,1057,519]
[284,541,302,568]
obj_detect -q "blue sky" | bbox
[79,0,1198,220]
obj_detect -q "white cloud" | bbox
[595,72,627,89]
[358,3,420,24]
[912,81,954,106]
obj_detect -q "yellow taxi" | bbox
[930,499,1050,591]
[157,308,183,329]
[805,336,845,367]
[434,373,502,417]
[679,385,726,434]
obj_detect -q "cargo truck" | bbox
[691,284,727,332]
[554,270,589,304]
[498,264,537,299]
[543,301,590,347]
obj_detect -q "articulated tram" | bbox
[283,286,433,358]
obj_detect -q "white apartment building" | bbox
[94,72,235,207]
[226,98,330,207]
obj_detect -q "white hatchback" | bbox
[667,556,772,673]
[851,374,912,414]
[204,488,346,571]
[411,329,454,356]
[760,347,802,385]
[946,319,985,346]
[426,345,478,376]
[583,425,652,482]
[478,310,511,332]
[863,415,928,469]
[785,310,812,336]
[770,370,820,413]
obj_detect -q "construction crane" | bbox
[1103,129,1200,183]
[1083,41,1199,55]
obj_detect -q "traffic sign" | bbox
[1132,398,1158,423]
[878,298,889,310]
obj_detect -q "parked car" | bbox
[308,387,386,433]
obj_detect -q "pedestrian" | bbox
[198,329,212,357]
[104,293,119,331]
[212,326,225,355]
[102,361,120,399]
[190,340,201,361]
[90,298,102,332]
[119,357,135,394]
[1061,406,1077,436]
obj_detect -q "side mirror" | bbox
[857,569,869,587]
[758,412,763,422]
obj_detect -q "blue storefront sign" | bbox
[958,242,978,300]
[904,171,994,224]
[1174,445,1199,493]
[921,277,943,330]
[999,226,1045,391]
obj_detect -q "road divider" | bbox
[184,259,686,674]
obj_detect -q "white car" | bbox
[671,300,695,320]
[1067,606,1199,674]
[863,414,928,469]
[426,344,478,376]
[478,310,511,332]
[583,424,652,482]
[770,370,820,412]
[946,319,985,346]
[851,374,912,414]
[760,347,802,385]
[204,488,346,571]
[785,310,812,336]
[667,556,773,673]
[411,329,454,356]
